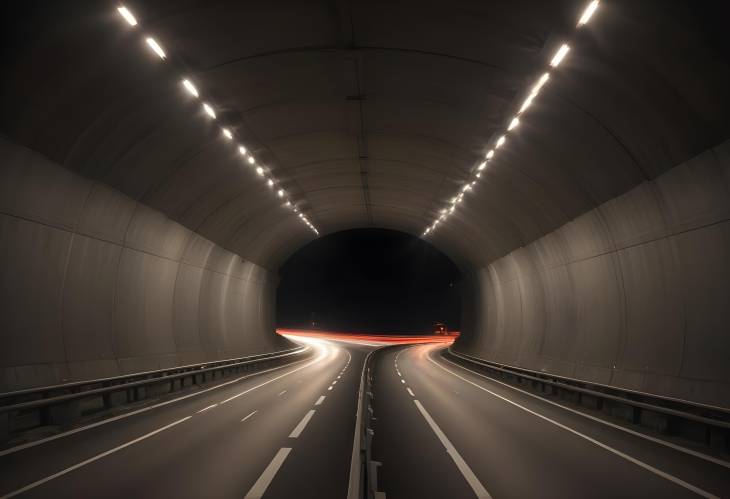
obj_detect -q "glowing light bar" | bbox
[222,128,232,139]
[203,103,216,119]
[247,156,255,164]
[182,79,198,97]
[238,145,247,155]
[486,149,494,160]
[256,166,264,176]
[145,37,166,59]
[117,6,138,26]
[533,72,550,94]
[519,93,536,113]
[550,44,570,67]
[578,1,599,26]
[477,162,486,171]
[508,117,520,131]
[496,135,506,148]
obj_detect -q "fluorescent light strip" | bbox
[550,44,570,68]
[115,9,318,236]
[578,1,599,26]
[182,79,199,97]
[425,6,599,237]
[117,6,138,26]
[145,37,166,59]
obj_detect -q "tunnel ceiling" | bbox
[2,0,729,270]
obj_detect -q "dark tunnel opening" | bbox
[276,228,461,334]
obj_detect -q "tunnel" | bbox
[1,1,729,498]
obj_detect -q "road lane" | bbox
[0,338,367,499]
[371,344,729,498]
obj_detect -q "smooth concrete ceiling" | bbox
[2,0,729,270]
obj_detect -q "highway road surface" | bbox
[0,337,367,499]
[371,344,730,499]
[1,337,728,498]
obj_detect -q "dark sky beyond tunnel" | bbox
[277,229,461,334]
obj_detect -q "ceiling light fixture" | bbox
[182,79,198,97]
[578,1,599,26]
[145,37,166,59]
[550,44,570,67]
[117,6,138,26]
[508,117,520,131]
[203,103,216,119]
[222,128,232,139]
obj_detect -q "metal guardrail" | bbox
[347,347,387,499]
[446,348,730,452]
[0,346,310,441]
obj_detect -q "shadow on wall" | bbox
[0,137,290,392]
[456,138,730,408]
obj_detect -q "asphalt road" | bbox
[371,344,730,499]
[2,339,728,499]
[0,337,370,499]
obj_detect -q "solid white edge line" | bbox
[0,416,192,499]
[440,352,730,470]
[430,354,718,499]
[289,410,316,438]
[413,400,492,499]
[0,350,313,458]
[315,395,326,406]
[243,447,292,499]
[241,410,258,423]
[196,404,217,413]
[407,388,415,397]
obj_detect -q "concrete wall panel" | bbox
[457,140,730,407]
[0,139,290,391]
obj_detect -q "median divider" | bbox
[445,348,730,454]
[348,346,394,499]
[0,346,310,442]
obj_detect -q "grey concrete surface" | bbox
[0,137,290,391]
[455,139,730,407]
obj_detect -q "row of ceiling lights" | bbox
[116,6,319,236]
[423,0,600,237]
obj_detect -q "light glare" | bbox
[145,37,166,59]
[533,73,550,94]
[508,117,520,131]
[550,44,570,67]
[203,103,216,119]
[578,1,599,26]
[519,93,536,113]
[117,6,138,26]
[222,128,232,139]
[486,150,494,159]
[256,167,264,176]
[477,162,486,171]
[182,79,199,97]
[267,179,274,187]
[238,145,247,155]
[248,156,255,164]
[496,135,506,148]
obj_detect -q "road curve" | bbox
[0,337,372,499]
[371,344,730,499]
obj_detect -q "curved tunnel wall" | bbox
[455,138,730,407]
[0,137,289,392]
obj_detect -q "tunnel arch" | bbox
[1,0,729,405]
